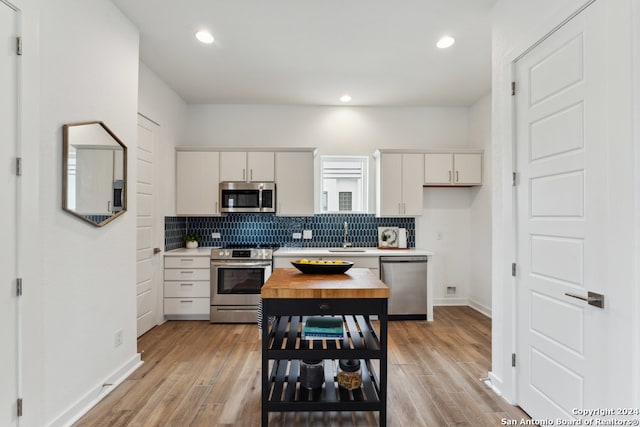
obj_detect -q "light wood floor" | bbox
[74,306,529,426]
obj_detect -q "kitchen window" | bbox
[338,192,352,211]
[320,156,368,213]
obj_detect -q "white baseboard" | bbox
[48,353,143,427]
[468,299,492,318]
[433,297,469,306]
[488,371,516,405]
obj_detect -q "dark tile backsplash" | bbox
[164,213,415,250]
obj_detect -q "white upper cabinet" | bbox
[453,153,482,185]
[376,152,424,217]
[220,151,275,182]
[275,151,315,216]
[424,152,482,186]
[176,151,220,215]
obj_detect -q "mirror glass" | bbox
[63,121,127,226]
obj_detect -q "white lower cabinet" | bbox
[164,255,210,319]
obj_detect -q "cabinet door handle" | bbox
[318,303,330,311]
[180,283,194,286]
[448,171,452,182]
[243,168,246,181]
[250,169,253,181]
[215,201,218,214]
[180,271,194,274]
[180,300,194,303]
[456,171,459,182]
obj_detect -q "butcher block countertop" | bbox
[261,268,390,299]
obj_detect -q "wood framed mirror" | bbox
[62,121,127,227]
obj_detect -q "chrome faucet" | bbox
[342,222,352,248]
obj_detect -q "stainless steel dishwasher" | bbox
[380,256,428,320]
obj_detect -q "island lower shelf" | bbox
[261,299,387,426]
[266,358,382,413]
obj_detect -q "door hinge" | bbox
[512,353,517,367]
[16,157,22,176]
[511,81,516,96]
[511,263,517,277]
[17,398,23,417]
[16,36,22,56]
[17,278,23,297]
[512,172,518,186]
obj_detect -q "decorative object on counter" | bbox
[337,359,362,390]
[300,359,324,390]
[291,259,353,274]
[62,121,127,227]
[302,316,344,339]
[378,227,399,248]
[185,232,201,249]
[398,228,408,248]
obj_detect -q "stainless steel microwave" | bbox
[219,182,276,213]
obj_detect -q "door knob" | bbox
[564,291,604,308]
[153,248,162,255]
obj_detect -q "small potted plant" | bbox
[185,232,201,249]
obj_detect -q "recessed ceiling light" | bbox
[195,30,214,44]
[340,94,352,103]
[436,35,455,49]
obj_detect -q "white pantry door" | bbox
[136,115,161,337]
[515,0,609,420]
[0,1,19,425]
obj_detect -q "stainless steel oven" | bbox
[210,246,274,323]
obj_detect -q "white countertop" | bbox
[164,247,434,257]
[273,247,434,257]
[164,247,217,257]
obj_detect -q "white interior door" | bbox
[515,1,610,419]
[0,2,19,424]
[136,115,161,337]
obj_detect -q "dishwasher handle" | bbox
[380,256,428,263]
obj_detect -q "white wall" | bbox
[20,1,141,425]
[468,94,492,316]
[491,0,640,407]
[184,104,488,305]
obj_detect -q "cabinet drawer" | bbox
[164,297,209,315]
[321,257,379,269]
[164,256,210,269]
[164,281,210,298]
[164,268,209,281]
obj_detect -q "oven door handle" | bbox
[211,261,272,268]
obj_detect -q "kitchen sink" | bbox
[328,248,367,252]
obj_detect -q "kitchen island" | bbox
[261,268,389,426]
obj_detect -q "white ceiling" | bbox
[112,0,495,107]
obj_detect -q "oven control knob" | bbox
[218,251,224,257]
[225,250,230,256]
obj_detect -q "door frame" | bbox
[490,0,640,409]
